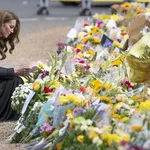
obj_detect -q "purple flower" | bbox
[97,21,103,26]
[127,145,144,150]
[40,71,49,79]
[40,123,54,134]
[73,108,86,116]
[57,42,67,47]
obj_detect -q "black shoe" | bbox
[85,9,92,16]
[79,9,86,16]
[46,11,49,15]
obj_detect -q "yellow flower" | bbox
[77,52,84,57]
[69,120,74,129]
[88,126,95,131]
[112,113,121,120]
[76,44,83,50]
[111,54,125,67]
[132,95,143,102]
[88,31,93,36]
[56,142,63,150]
[99,96,111,103]
[102,133,121,145]
[111,59,122,67]
[88,131,99,140]
[136,8,144,14]
[90,80,103,94]
[122,134,130,141]
[112,41,123,49]
[59,95,69,105]
[146,8,150,12]
[51,81,61,89]
[139,100,150,112]
[86,49,95,58]
[59,94,85,106]
[121,2,132,11]
[131,125,143,132]
[103,83,111,89]
[33,83,40,91]
[90,27,102,35]
[111,14,120,22]
[78,32,86,39]
[37,61,46,69]
[77,135,84,142]
[93,38,101,44]
[67,94,84,105]
[66,109,74,119]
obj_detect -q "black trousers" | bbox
[37,7,49,15]
[0,76,23,121]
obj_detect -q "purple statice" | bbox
[73,108,86,116]
[40,71,49,79]
[57,42,67,54]
[97,20,103,27]
[57,42,67,47]
[127,145,144,150]
[103,40,112,48]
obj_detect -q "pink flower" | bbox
[40,123,54,134]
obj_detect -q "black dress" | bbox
[0,67,23,121]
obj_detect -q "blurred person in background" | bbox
[0,10,32,121]
[37,0,49,15]
[79,0,92,16]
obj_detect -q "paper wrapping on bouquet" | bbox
[30,100,54,137]
[30,92,60,136]
[21,90,35,115]
[127,13,150,46]
[126,32,150,83]
[53,103,75,128]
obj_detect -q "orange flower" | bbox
[111,4,120,9]
[56,142,63,150]
[79,86,86,93]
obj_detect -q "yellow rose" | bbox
[77,135,84,143]
[33,83,40,91]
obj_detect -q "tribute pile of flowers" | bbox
[9,2,150,150]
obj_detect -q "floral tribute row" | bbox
[10,2,150,150]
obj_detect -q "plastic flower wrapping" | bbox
[9,2,150,150]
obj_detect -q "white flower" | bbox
[80,124,88,131]
[32,102,43,111]
[44,66,51,72]
[66,46,73,53]
[43,76,50,82]
[16,100,20,105]
[86,119,93,125]
[93,136,102,146]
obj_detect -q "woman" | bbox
[0,10,31,121]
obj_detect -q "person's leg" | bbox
[85,0,92,16]
[79,0,87,16]
[37,7,43,15]
[45,7,49,15]
[0,76,23,122]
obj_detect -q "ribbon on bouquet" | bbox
[21,90,35,115]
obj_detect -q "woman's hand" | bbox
[14,65,32,77]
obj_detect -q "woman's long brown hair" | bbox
[0,10,20,60]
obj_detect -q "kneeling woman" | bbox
[0,10,31,121]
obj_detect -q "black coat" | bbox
[0,67,23,121]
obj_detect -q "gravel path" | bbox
[0,25,71,150]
